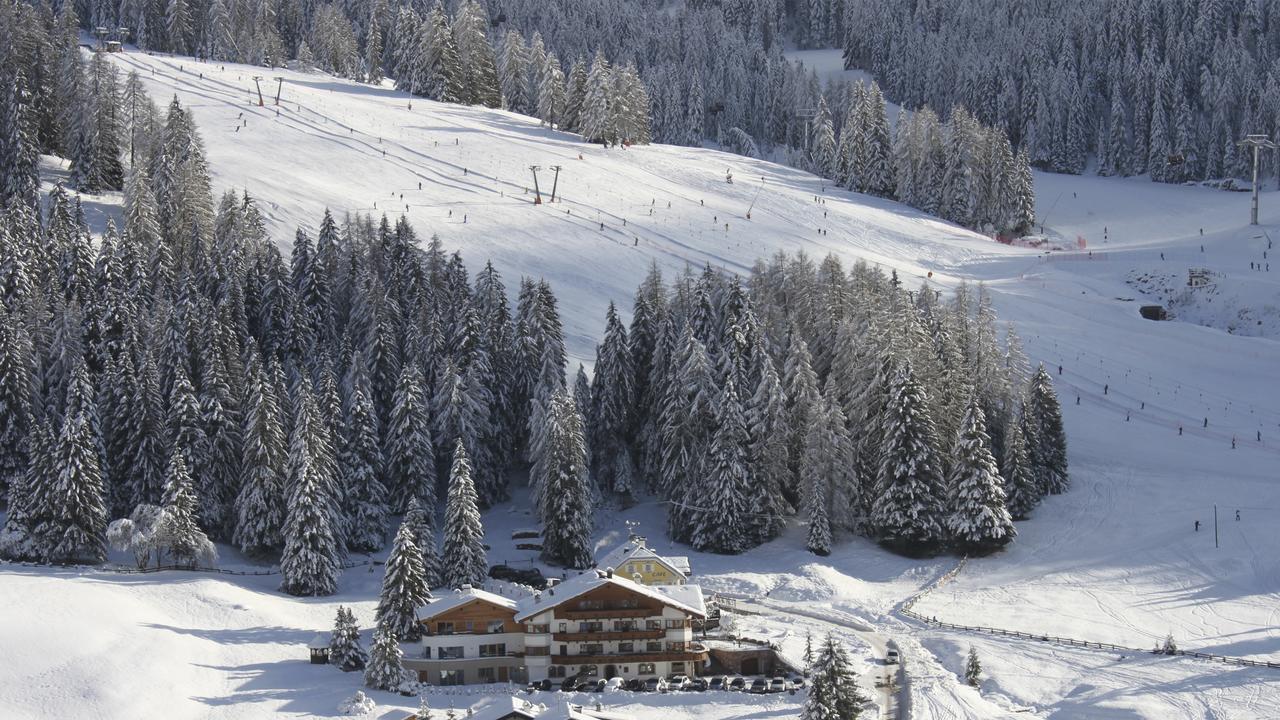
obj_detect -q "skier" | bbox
[419,182,422,190]
[1058,365,1063,375]
[463,215,467,223]
[1203,417,1208,428]
[1178,425,1183,436]
[1194,520,1200,532]
[1236,510,1240,521]
[1104,384,1108,395]
[726,170,733,184]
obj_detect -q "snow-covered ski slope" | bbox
[108,50,1019,356]
[4,49,1280,719]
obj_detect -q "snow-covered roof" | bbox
[307,634,330,650]
[546,702,636,720]
[596,541,692,577]
[418,585,520,621]
[437,697,544,720]
[514,570,706,621]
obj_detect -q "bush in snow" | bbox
[107,501,218,569]
[338,690,376,715]
[964,646,981,687]
[1158,633,1178,656]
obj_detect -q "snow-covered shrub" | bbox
[338,690,376,715]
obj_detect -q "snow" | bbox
[5,48,1280,719]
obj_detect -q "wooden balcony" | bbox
[552,629,665,642]
[558,608,653,619]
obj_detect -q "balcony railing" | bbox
[552,629,665,642]
[548,643,709,666]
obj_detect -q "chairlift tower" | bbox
[794,107,817,152]
[273,77,285,105]
[549,165,563,203]
[1238,134,1277,225]
[529,165,543,205]
[251,76,265,107]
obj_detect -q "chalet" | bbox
[595,536,691,586]
[406,571,707,686]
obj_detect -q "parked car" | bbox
[560,676,580,692]
[604,677,626,692]
[625,678,645,692]
[667,674,691,691]
[728,676,747,692]
[769,678,788,693]
[687,678,708,691]
[749,678,770,694]
[589,679,608,693]
[788,675,806,690]
[707,676,727,691]
[644,677,666,692]
[528,679,554,692]
[885,649,900,665]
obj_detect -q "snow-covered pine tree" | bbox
[341,378,387,553]
[580,51,613,145]
[965,646,982,687]
[498,30,528,113]
[691,379,751,554]
[44,406,108,564]
[385,364,436,514]
[811,95,837,177]
[363,623,405,691]
[279,381,341,597]
[158,451,215,566]
[802,634,869,720]
[744,354,790,545]
[376,520,431,640]
[590,301,635,503]
[538,393,594,568]
[1000,408,1039,520]
[452,0,501,108]
[441,440,487,588]
[536,53,567,128]
[783,333,821,504]
[870,357,947,556]
[329,605,367,671]
[945,392,1016,554]
[403,496,442,589]
[0,304,32,499]
[234,351,287,556]
[1026,365,1068,495]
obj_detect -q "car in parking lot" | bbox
[625,678,644,692]
[667,674,691,691]
[588,679,608,692]
[707,676,727,691]
[560,676,580,692]
[728,676,747,691]
[686,678,708,691]
[769,678,788,693]
[788,675,806,690]
[644,677,667,692]
[748,678,769,694]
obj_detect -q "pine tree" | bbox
[1000,411,1038,520]
[965,646,982,687]
[692,380,751,554]
[403,496,442,589]
[946,393,1016,554]
[590,301,635,503]
[234,354,286,556]
[441,440,486,588]
[538,394,594,568]
[744,355,790,545]
[45,408,108,564]
[580,52,613,145]
[342,380,387,553]
[0,305,32,500]
[363,623,405,691]
[158,451,215,566]
[386,365,436,514]
[279,382,341,596]
[802,635,868,720]
[1026,366,1068,495]
[328,606,368,672]
[871,358,947,556]
[452,1,500,108]
[376,521,431,640]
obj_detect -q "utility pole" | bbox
[549,165,563,203]
[1214,504,1219,548]
[273,77,284,105]
[252,76,265,107]
[1238,134,1277,225]
[529,165,543,205]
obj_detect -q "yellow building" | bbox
[597,536,691,586]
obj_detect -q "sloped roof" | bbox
[514,570,706,621]
[418,585,520,621]
[597,541,691,577]
[429,697,543,720]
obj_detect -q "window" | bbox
[436,622,455,635]
[558,622,568,633]
[438,646,465,660]
[479,644,506,658]
[487,620,505,634]
[644,563,652,572]
[577,599,604,610]
[464,621,474,633]
[559,645,568,656]
[665,619,683,629]
[580,664,599,676]
[671,662,685,673]
[646,641,662,652]
[583,644,603,655]
[527,624,549,634]
[526,646,549,656]
[439,670,464,686]
[616,621,636,632]
[477,666,496,683]
[618,642,634,653]
[579,622,603,633]
[638,663,655,674]
[668,642,685,652]
[549,666,567,678]
[646,620,661,631]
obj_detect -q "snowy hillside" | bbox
[5,47,1280,720]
